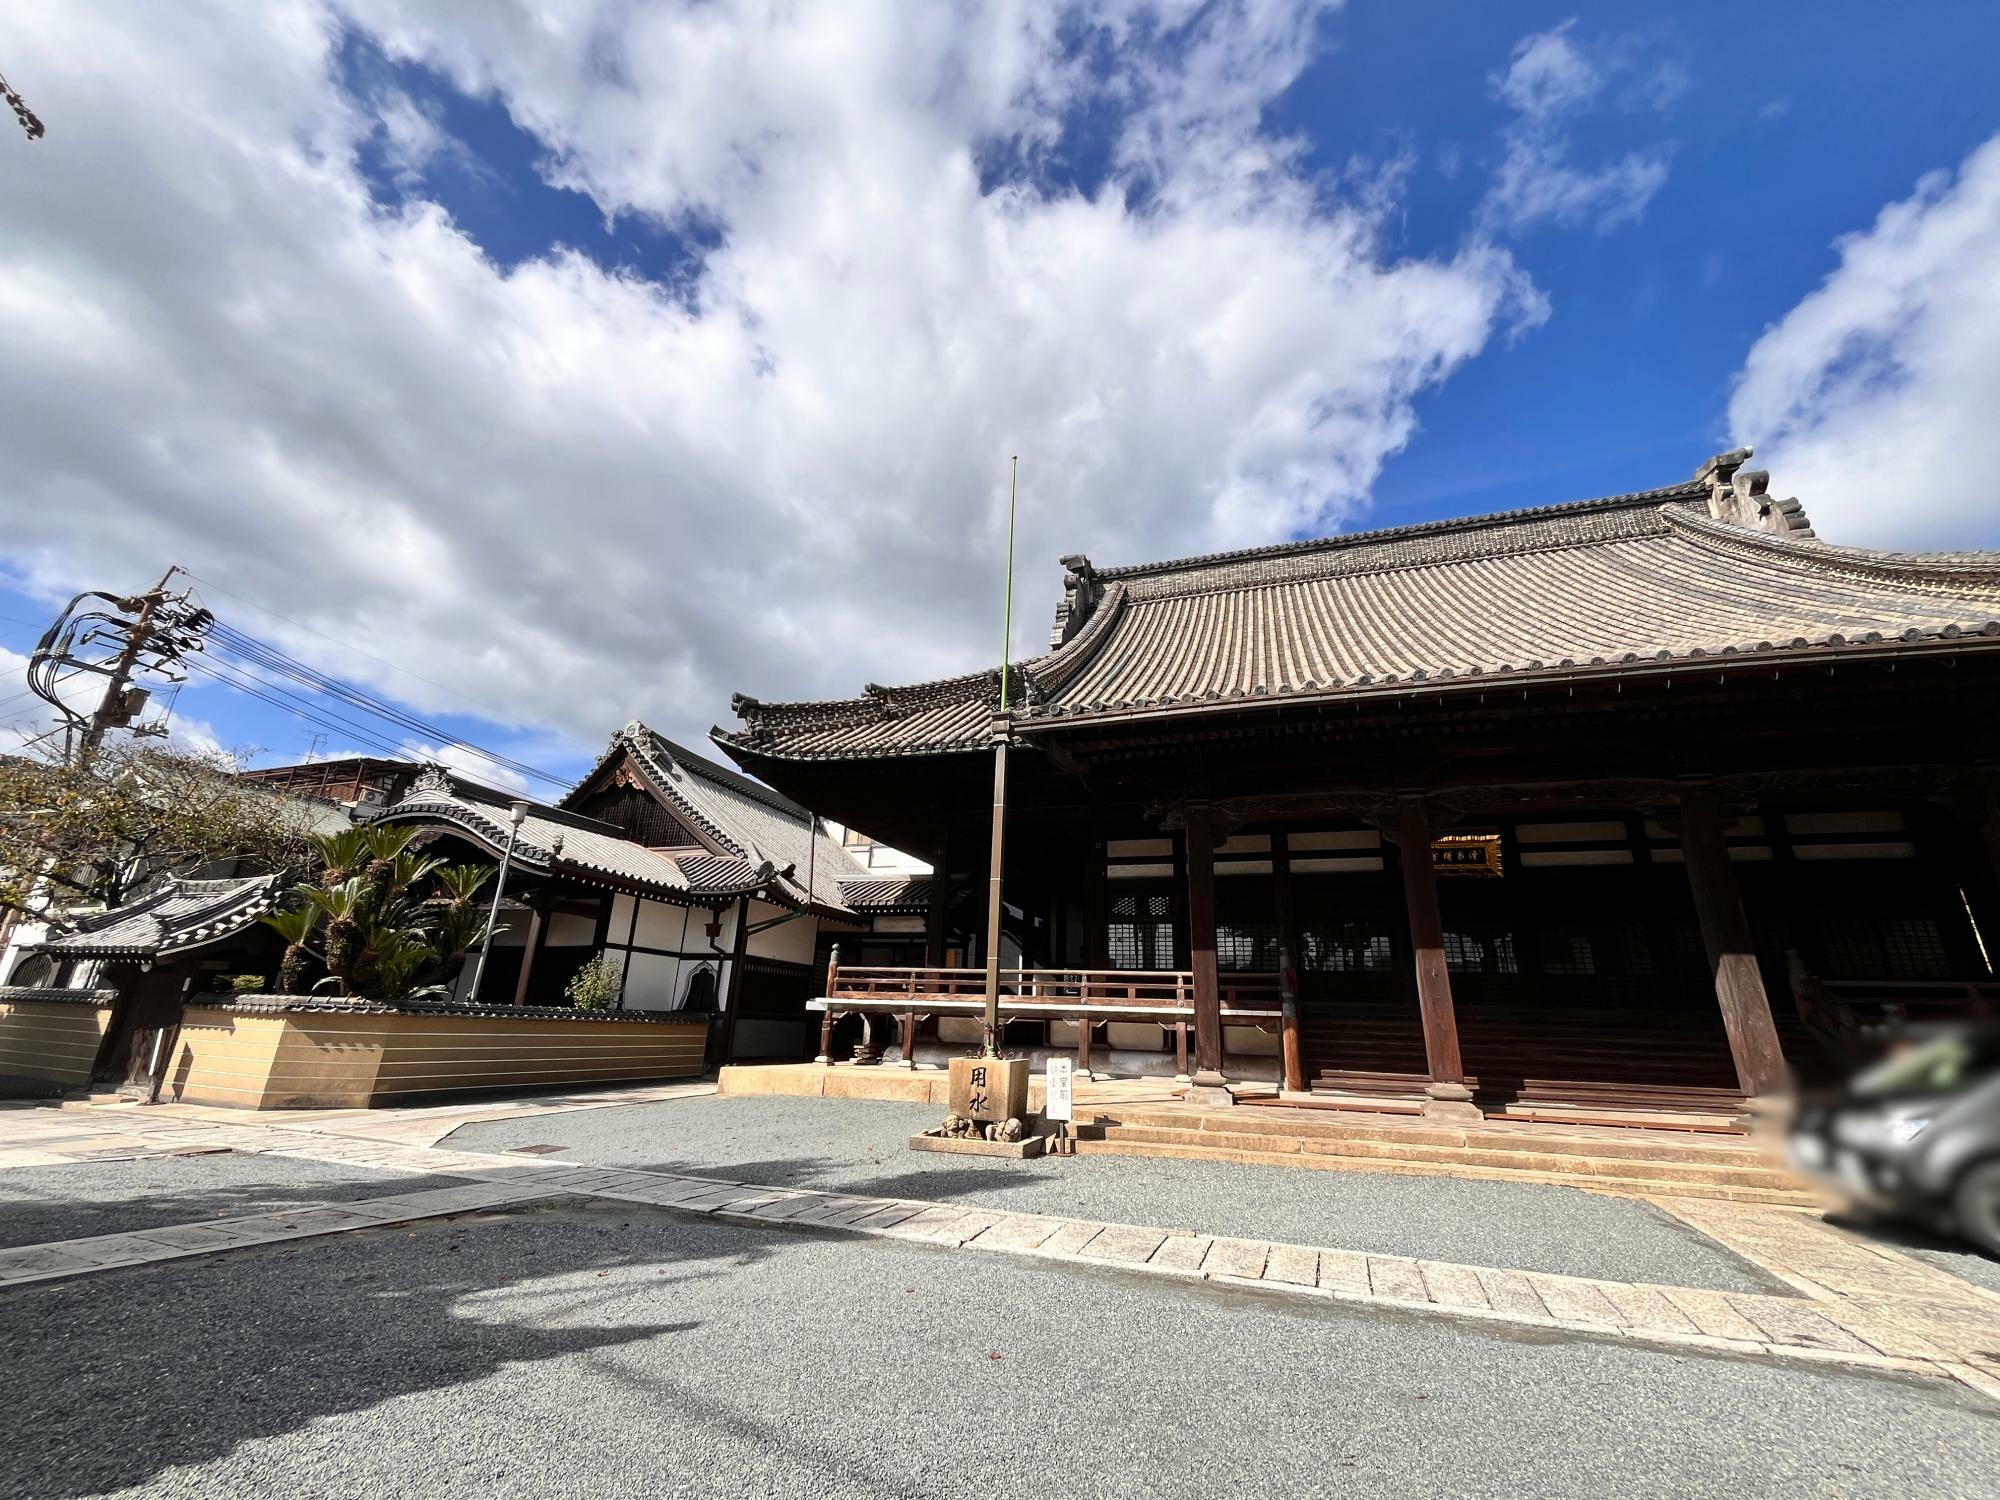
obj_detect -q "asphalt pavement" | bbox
[1,1199,1990,1500]
[447,1095,1784,1292]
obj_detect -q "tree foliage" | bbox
[0,740,317,929]
[259,824,499,1001]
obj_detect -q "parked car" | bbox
[1787,1023,2000,1254]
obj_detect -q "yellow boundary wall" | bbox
[0,991,115,1088]
[170,999,711,1109]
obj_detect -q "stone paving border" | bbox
[4,1099,1999,1409]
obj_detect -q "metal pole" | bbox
[1000,456,1017,712]
[982,456,1020,1057]
[982,734,1009,1056]
[467,806,526,1005]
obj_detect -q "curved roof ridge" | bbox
[1660,506,2000,588]
[1094,479,1706,582]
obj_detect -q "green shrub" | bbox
[567,952,622,1011]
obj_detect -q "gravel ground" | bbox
[447,1096,1782,1292]
[0,1153,471,1248]
[0,1200,1989,1500]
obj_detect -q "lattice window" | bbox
[1217,922,1279,972]
[1540,933,1597,976]
[1301,924,1395,973]
[1819,918,1952,980]
[1444,931,1519,974]
[1108,892,1174,970]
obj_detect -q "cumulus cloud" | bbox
[1480,19,1672,236]
[1729,132,2000,551]
[0,1,1544,762]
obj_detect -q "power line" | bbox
[175,569,521,724]
[182,620,571,791]
[181,658,413,761]
[199,624,568,789]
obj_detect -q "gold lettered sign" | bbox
[1431,833,1504,878]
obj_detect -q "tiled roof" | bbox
[566,723,867,913]
[376,775,781,905]
[716,451,2000,762]
[39,875,280,959]
[839,875,949,914]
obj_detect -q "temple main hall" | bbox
[716,449,2000,1122]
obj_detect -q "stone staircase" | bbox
[1074,1105,1821,1206]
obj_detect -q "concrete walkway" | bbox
[2,1092,1997,1408]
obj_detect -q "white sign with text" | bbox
[1044,1056,1073,1122]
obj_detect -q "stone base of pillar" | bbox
[1421,1080,1483,1123]
[1185,1071,1238,1109]
[1735,1091,1794,1137]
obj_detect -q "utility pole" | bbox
[77,567,178,767]
[26,566,207,766]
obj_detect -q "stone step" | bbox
[1073,1136,1822,1206]
[1096,1106,1771,1167]
[1093,1123,1799,1192]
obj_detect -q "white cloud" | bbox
[1480,19,1672,236]
[0,2,1543,761]
[1729,132,2000,551]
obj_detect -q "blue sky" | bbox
[1,2,1996,789]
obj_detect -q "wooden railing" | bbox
[824,962,1280,1011]
[810,955,1282,1072]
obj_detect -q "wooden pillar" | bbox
[1679,787,1788,1100]
[1395,798,1478,1120]
[510,898,548,1007]
[814,944,840,1063]
[715,895,751,1069]
[1271,830,1305,1094]
[924,832,951,969]
[1184,805,1231,1102]
[1084,818,1110,970]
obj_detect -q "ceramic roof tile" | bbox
[40,875,280,959]
[717,458,2000,763]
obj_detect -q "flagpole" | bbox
[981,456,1018,1056]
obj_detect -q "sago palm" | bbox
[258,904,322,995]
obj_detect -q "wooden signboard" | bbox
[1431,833,1504,878]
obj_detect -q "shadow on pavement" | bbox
[0,1158,472,1250]
[0,1200,765,1500]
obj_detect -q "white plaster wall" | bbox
[745,901,817,965]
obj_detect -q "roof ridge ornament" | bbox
[1695,446,1815,539]
[1050,554,1103,648]
[412,763,453,796]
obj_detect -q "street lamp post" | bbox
[467,799,530,1006]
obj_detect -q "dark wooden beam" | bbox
[1271,830,1305,1094]
[1678,786,1787,1098]
[716,896,751,1067]
[1395,798,1479,1120]
[510,899,548,1008]
[924,831,951,968]
[1084,816,1109,970]
[1184,804,1228,1099]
